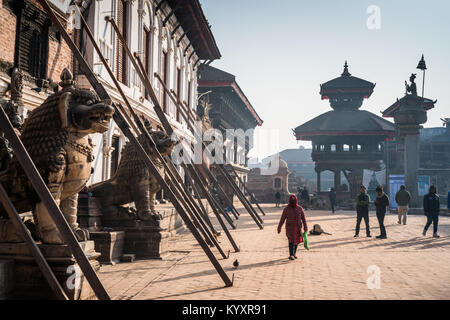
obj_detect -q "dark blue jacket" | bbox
[447,191,450,210]
[329,191,336,203]
[374,193,390,214]
[423,193,440,215]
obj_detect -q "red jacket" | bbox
[278,196,308,245]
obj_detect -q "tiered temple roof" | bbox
[167,0,221,60]
[295,62,395,141]
[198,65,263,127]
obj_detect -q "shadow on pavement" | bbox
[150,258,290,285]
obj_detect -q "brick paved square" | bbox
[99,204,450,300]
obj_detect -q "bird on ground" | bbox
[233,259,239,269]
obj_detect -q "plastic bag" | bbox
[302,231,310,250]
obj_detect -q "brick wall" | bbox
[0,0,73,83]
[0,0,16,65]
[30,0,73,83]
[48,36,72,82]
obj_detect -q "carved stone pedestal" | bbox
[121,225,169,259]
[0,241,100,300]
[0,259,14,299]
[90,231,125,265]
[102,207,185,259]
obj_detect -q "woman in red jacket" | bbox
[277,194,308,260]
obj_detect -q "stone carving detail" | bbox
[0,69,114,244]
[0,68,24,171]
[198,98,212,131]
[88,122,176,227]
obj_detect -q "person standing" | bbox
[423,185,440,238]
[395,185,411,225]
[354,185,371,238]
[374,185,390,239]
[275,191,281,208]
[300,187,310,210]
[447,190,450,210]
[329,188,337,213]
[277,194,308,260]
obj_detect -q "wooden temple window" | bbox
[161,51,168,113]
[110,135,120,177]
[187,80,192,109]
[99,38,113,68]
[117,0,129,86]
[245,136,250,166]
[12,0,50,85]
[176,68,181,122]
[233,138,238,164]
[274,178,281,189]
[143,26,151,99]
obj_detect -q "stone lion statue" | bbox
[88,123,176,227]
[0,69,114,244]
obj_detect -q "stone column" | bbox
[392,95,429,208]
[404,133,420,207]
[316,169,321,193]
[334,170,341,190]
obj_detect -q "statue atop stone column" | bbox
[383,67,437,208]
[405,73,418,96]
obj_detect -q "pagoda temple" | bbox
[294,62,395,198]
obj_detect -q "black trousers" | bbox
[288,242,298,256]
[376,211,386,237]
[301,199,309,210]
[331,201,335,213]
[424,212,439,234]
[355,207,370,236]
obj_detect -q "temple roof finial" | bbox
[417,54,427,71]
[341,60,351,77]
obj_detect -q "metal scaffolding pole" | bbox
[39,0,233,287]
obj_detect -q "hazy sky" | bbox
[201,0,450,160]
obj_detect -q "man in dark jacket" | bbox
[354,185,371,237]
[395,185,411,225]
[329,188,337,213]
[423,185,440,238]
[275,191,281,207]
[374,185,390,239]
[300,187,310,210]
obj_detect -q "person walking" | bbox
[329,188,337,213]
[275,191,281,208]
[354,185,371,238]
[300,187,310,210]
[395,185,411,225]
[423,185,440,238]
[277,194,308,260]
[374,185,390,239]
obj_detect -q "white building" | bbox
[76,0,221,184]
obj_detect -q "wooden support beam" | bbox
[0,101,110,300]
[46,2,233,287]
[227,165,266,216]
[0,180,68,300]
